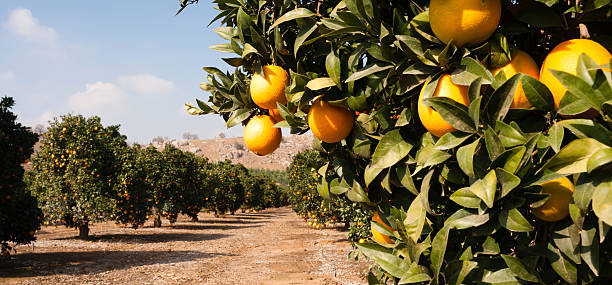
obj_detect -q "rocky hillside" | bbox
[151,134,313,170]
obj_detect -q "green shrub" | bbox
[0,97,42,255]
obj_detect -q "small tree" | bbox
[206,160,246,216]
[182,132,199,140]
[0,97,42,255]
[114,144,152,228]
[29,115,127,239]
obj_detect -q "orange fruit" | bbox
[269,108,284,123]
[540,39,612,110]
[429,0,501,47]
[531,177,574,222]
[243,115,282,156]
[308,98,354,143]
[418,74,470,137]
[491,49,540,109]
[371,212,395,244]
[250,65,289,109]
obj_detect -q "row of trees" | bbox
[287,150,371,242]
[3,111,287,244]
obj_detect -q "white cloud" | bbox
[0,71,15,81]
[4,8,58,47]
[118,74,176,95]
[68,82,128,117]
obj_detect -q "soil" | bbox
[0,207,370,285]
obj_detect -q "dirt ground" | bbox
[0,207,370,285]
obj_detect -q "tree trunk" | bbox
[78,223,89,240]
[191,216,198,222]
[153,213,162,227]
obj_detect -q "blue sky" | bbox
[0,1,246,143]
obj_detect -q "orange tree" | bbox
[28,115,127,239]
[183,0,612,283]
[113,144,154,228]
[0,97,42,255]
[206,160,247,216]
[241,173,266,211]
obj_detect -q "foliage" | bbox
[206,160,247,216]
[185,0,612,283]
[249,168,289,186]
[28,114,127,239]
[0,97,42,255]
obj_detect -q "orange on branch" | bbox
[250,65,289,109]
[540,39,612,110]
[491,49,540,109]
[308,98,354,143]
[429,0,501,47]
[418,74,470,137]
[243,115,282,156]
[531,177,574,222]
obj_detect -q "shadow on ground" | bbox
[53,232,230,244]
[0,250,235,278]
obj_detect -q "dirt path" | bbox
[0,207,369,284]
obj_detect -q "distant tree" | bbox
[28,115,127,239]
[0,97,42,255]
[33,124,47,135]
[182,132,199,140]
[151,136,167,144]
[217,132,226,138]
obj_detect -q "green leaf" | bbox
[481,268,520,284]
[485,127,505,161]
[422,97,476,133]
[557,119,612,146]
[541,138,608,175]
[446,209,490,230]
[495,121,527,148]
[501,255,540,283]
[580,226,600,276]
[520,73,555,111]
[485,74,521,121]
[404,193,426,242]
[499,208,533,232]
[495,168,521,198]
[457,138,480,178]
[305,77,336,90]
[434,132,472,150]
[399,263,432,284]
[213,26,238,40]
[430,225,451,280]
[447,260,478,285]
[416,146,451,167]
[364,164,384,187]
[548,124,565,153]
[396,164,418,195]
[593,179,612,225]
[587,148,612,173]
[326,49,342,87]
[550,70,605,111]
[450,187,482,209]
[209,43,235,53]
[225,109,253,128]
[317,178,330,199]
[553,223,581,264]
[492,146,526,174]
[372,129,413,169]
[345,63,393,82]
[451,57,496,86]
[294,22,317,56]
[346,180,370,203]
[546,243,578,284]
[482,236,500,255]
[469,170,497,208]
[268,8,315,32]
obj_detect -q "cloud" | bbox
[4,8,58,47]
[68,82,128,117]
[0,71,15,81]
[118,74,176,95]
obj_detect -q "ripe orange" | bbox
[531,176,574,222]
[491,49,540,109]
[371,212,395,244]
[243,115,282,156]
[250,65,289,109]
[429,0,501,47]
[540,39,612,110]
[418,74,470,137]
[269,108,284,123]
[308,98,354,143]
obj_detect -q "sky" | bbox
[0,1,247,143]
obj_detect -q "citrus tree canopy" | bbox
[183,0,612,283]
